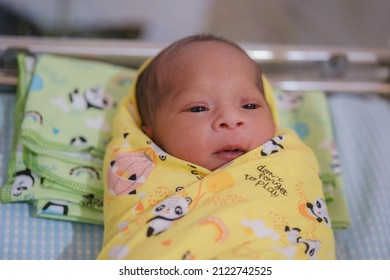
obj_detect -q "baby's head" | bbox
[136,34,275,170]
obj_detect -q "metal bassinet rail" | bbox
[1,36,389,94]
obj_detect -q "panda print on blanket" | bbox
[11,168,37,197]
[261,135,285,156]
[146,187,192,237]
[69,86,115,111]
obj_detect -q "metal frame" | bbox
[1,36,389,94]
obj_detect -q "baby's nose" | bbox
[219,119,244,129]
[214,109,244,130]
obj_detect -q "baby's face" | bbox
[143,42,275,171]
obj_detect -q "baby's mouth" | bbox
[214,147,246,161]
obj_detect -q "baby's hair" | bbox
[136,34,263,128]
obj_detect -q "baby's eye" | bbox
[242,104,258,110]
[188,106,208,113]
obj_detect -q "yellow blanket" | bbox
[97,62,335,260]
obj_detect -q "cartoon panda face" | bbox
[261,135,285,156]
[153,196,192,219]
[70,136,88,146]
[155,204,184,216]
[307,198,331,227]
[277,91,304,111]
[146,195,192,237]
[11,170,35,196]
[84,86,113,109]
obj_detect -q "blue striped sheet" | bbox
[0,202,103,259]
[329,93,390,259]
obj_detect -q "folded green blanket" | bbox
[20,54,136,163]
[36,198,103,225]
[0,53,136,224]
[25,151,103,197]
[275,90,350,230]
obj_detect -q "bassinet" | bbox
[1,37,389,259]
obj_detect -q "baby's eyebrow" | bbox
[169,88,204,102]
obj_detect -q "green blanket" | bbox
[275,90,350,230]
[0,54,136,224]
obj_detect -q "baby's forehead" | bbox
[160,40,259,75]
[151,39,263,97]
[169,40,249,61]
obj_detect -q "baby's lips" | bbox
[214,149,245,161]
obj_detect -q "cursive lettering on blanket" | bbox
[244,165,287,197]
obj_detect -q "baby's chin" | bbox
[201,152,245,171]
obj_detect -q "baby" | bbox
[98,35,335,260]
[136,35,275,171]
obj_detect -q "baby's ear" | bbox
[142,125,154,138]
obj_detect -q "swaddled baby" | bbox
[97,35,335,260]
